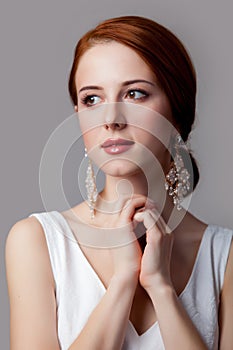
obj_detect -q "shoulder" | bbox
[221,228,233,287]
[225,237,233,275]
[6,215,48,258]
[5,215,55,290]
[6,215,45,241]
[218,237,233,346]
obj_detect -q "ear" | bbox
[74,105,78,112]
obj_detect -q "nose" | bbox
[104,103,127,131]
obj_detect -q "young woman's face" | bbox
[75,41,174,177]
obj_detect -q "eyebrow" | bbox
[78,79,156,94]
[122,79,155,87]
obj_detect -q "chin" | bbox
[101,159,141,177]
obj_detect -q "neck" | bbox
[95,168,182,227]
[101,172,149,200]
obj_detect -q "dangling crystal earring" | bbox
[165,135,191,210]
[85,148,98,219]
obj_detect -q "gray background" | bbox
[1,0,233,348]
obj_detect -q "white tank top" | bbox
[28,210,233,350]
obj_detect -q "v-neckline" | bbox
[51,210,210,338]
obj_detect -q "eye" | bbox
[125,89,148,101]
[80,95,101,107]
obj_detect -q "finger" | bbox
[122,195,157,209]
[134,209,172,235]
[144,207,172,234]
[133,209,158,232]
[155,213,172,234]
[121,196,155,220]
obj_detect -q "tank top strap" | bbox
[28,210,77,290]
[199,224,233,293]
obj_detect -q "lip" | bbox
[101,138,135,155]
[101,138,134,148]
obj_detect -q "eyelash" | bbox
[80,95,99,106]
[80,88,149,107]
[125,88,149,100]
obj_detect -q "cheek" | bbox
[149,97,173,121]
[128,109,173,151]
[82,129,100,150]
[134,128,168,157]
[77,107,105,139]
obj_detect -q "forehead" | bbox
[75,41,156,86]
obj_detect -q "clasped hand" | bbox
[109,195,174,293]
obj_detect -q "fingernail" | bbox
[165,225,172,234]
[134,212,144,220]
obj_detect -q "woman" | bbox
[5,16,233,350]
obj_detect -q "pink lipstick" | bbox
[101,138,134,154]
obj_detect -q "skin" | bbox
[76,41,173,180]
[5,41,233,350]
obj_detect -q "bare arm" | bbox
[147,285,208,349]
[5,217,60,350]
[68,273,137,350]
[219,240,233,350]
